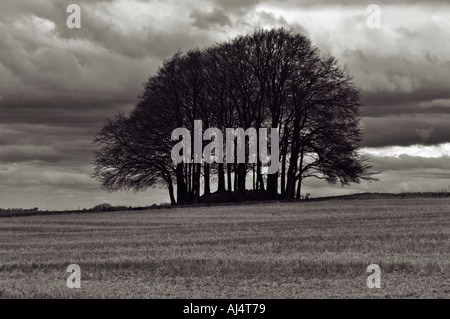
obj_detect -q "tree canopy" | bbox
[93,28,377,205]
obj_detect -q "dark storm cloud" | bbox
[361,114,450,147]
[0,123,99,166]
[190,8,232,30]
[317,6,450,149]
[0,98,134,126]
[0,0,223,60]
[345,49,450,119]
[0,19,153,102]
[189,0,305,32]
[0,145,61,164]
[54,10,217,60]
[361,95,450,118]
[0,0,225,126]
[212,0,261,11]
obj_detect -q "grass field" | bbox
[0,197,449,299]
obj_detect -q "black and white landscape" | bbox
[0,0,449,300]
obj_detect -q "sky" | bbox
[1,0,450,210]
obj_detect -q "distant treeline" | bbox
[0,207,39,212]
[0,203,172,218]
[2,192,450,218]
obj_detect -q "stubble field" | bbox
[0,197,449,299]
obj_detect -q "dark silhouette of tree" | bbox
[93,28,377,205]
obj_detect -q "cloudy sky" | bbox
[1,0,450,210]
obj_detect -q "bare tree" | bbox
[93,28,377,205]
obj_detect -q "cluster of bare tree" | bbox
[93,28,376,205]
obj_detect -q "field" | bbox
[0,197,449,299]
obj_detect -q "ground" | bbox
[0,197,449,298]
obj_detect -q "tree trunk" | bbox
[168,177,176,205]
[234,164,238,191]
[237,163,246,193]
[252,164,256,190]
[218,163,225,192]
[267,174,278,199]
[296,176,302,199]
[176,163,186,204]
[187,163,192,201]
[227,163,232,194]
[192,163,196,202]
[286,150,298,199]
[184,163,188,203]
[280,145,287,199]
[256,129,264,191]
[204,163,210,196]
[193,163,201,203]
[296,145,305,199]
[257,159,265,191]
[267,118,279,199]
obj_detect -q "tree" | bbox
[92,112,177,205]
[92,28,377,204]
